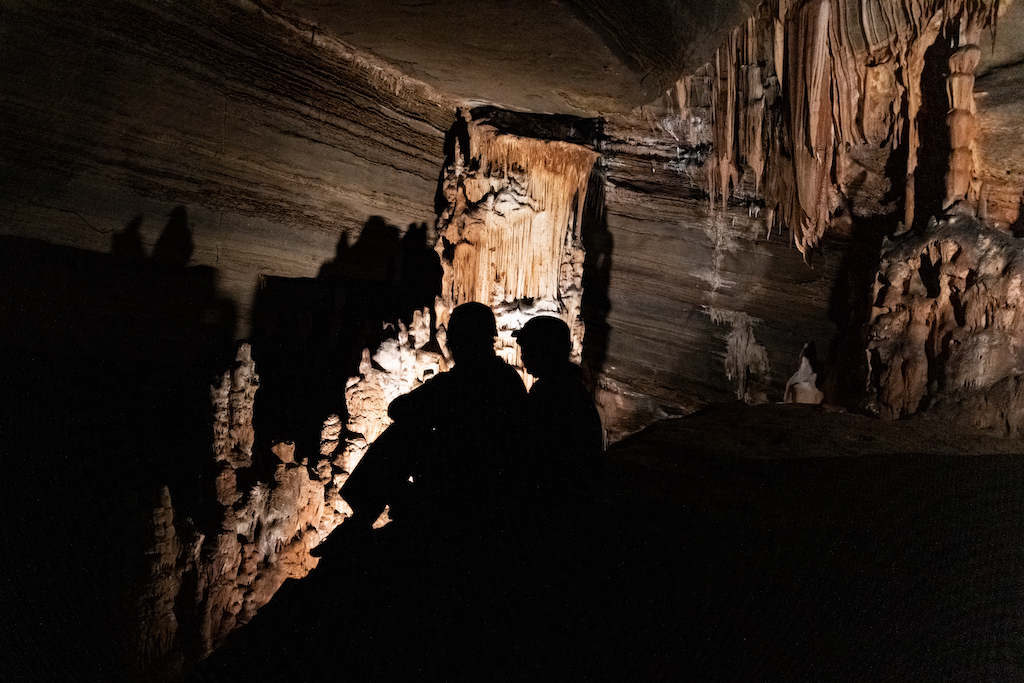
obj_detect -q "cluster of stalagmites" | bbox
[343,309,443,469]
[135,344,353,676]
[866,213,1024,434]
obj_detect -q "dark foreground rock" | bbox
[184,403,1024,682]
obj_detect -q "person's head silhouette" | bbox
[446,302,498,365]
[513,316,571,379]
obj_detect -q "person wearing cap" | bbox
[513,315,604,500]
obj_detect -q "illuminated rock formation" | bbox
[865,213,1024,434]
[137,345,352,672]
[342,309,444,473]
[137,110,605,673]
[434,110,602,373]
[133,487,187,678]
[784,343,824,404]
[672,0,1002,256]
[339,111,602,456]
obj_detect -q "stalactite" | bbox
[740,16,767,192]
[706,307,772,403]
[677,0,1000,255]
[711,31,740,212]
[787,0,835,254]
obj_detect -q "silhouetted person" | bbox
[339,301,528,539]
[312,302,528,677]
[514,315,604,499]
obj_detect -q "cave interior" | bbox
[2,0,1024,681]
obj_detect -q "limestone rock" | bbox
[865,214,1024,434]
[138,346,355,667]
[434,109,600,371]
[669,0,1000,253]
[211,344,259,469]
[133,487,185,677]
[783,343,824,404]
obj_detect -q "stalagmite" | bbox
[784,343,824,404]
[133,486,186,676]
[138,345,357,668]
[342,309,444,472]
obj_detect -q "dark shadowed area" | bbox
[178,403,1023,683]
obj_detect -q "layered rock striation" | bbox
[0,0,455,336]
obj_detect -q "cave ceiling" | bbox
[274,0,761,116]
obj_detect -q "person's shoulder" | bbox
[532,364,595,405]
[542,363,589,390]
[489,357,528,391]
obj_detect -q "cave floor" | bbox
[192,403,1024,683]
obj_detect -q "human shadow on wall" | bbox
[0,206,237,683]
[249,216,441,466]
[580,161,613,379]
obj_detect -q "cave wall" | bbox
[9,0,1024,677]
[11,0,1002,438]
[3,1,1023,458]
[594,115,851,423]
[0,3,455,681]
[0,0,455,342]
[591,0,1024,434]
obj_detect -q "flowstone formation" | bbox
[336,109,606,516]
[865,213,1024,434]
[434,109,602,375]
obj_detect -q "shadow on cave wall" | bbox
[0,207,237,682]
[823,214,889,407]
[915,35,954,231]
[581,162,613,378]
[248,216,442,465]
